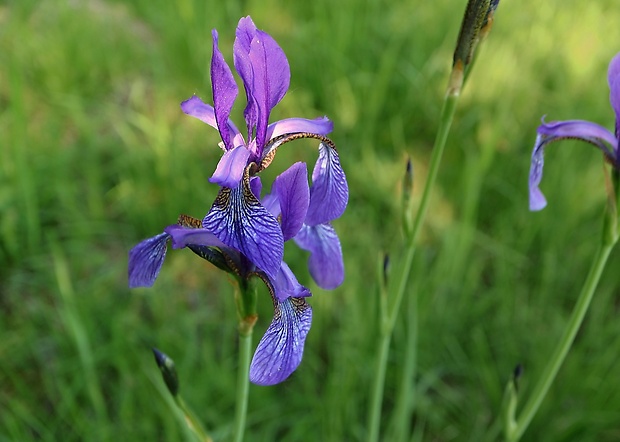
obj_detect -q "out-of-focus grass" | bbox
[2,0,620,440]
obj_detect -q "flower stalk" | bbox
[233,327,254,442]
[366,2,499,440]
[233,282,258,442]
[367,77,460,442]
[506,239,615,442]
[508,169,620,441]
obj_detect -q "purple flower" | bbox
[181,16,348,280]
[529,52,620,211]
[128,16,348,385]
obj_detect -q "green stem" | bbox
[507,240,615,442]
[366,88,460,442]
[389,290,418,441]
[367,328,392,442]
[175,396,212,442]
[233,328,253,442]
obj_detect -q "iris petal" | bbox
[537,119,617,156]
[274,261,312,301]
[211,29,239,151]
[203,167,284,280]
[294,223,344,289]
[249,295,312,385]
[528,134,547,211]
[180,95,242,142]
[209,145,252,188]
[272,162,310,241]
[164,224,226,249]
[181,95,216,127]
[247,29,290,155]
[608,52,620,125]
[266,116,333,140]
[128,232,170,288]
[528,119,619,211]
[234,16,258,141]
[305,142,349,226]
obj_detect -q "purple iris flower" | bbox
[529,52,620,211]
[181,16,348,281]
[128,17,348,385]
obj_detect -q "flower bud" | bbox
[152,348,179,397]
[450,0,500,95]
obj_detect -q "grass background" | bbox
[2,0,620,440]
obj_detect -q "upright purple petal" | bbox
[607,52,620,141]
[249,296,312,385]
[248,29,290,154]
[211,30,239,150]
[209,145,252,188]
[266,116,334,141]
[128,233,170,288]
[294,223,344,289]
[234,16,259,141]
[271,162,310,241]
[203,168,284,280]
[305,142,349,226]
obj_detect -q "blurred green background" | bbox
[2,0,620,440]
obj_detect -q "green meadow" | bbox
[2,0,620,440]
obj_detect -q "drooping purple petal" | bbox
[266,116,333,140]
[529,134,547,211]
[271,162,309,241]
[528,119,620,211]
[249,295,312,385]
[305,142,349,226]
[203,169,284,280]
[211,29,239,151]
[608,52,620,130]
[234,16,258,143]
[294,223,344,289]
[537,120,617,157]
[128,232,170,288]
[248,29,290,155]
[209,145,252,188]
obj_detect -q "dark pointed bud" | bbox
[382,253,390,287]
[152,348,179,397]
[512,363,523,392]
[402,157,414,205]
[513,363,523,381]
[405,157,414,197]
[482,0,500,31]
[402,157,415,236]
